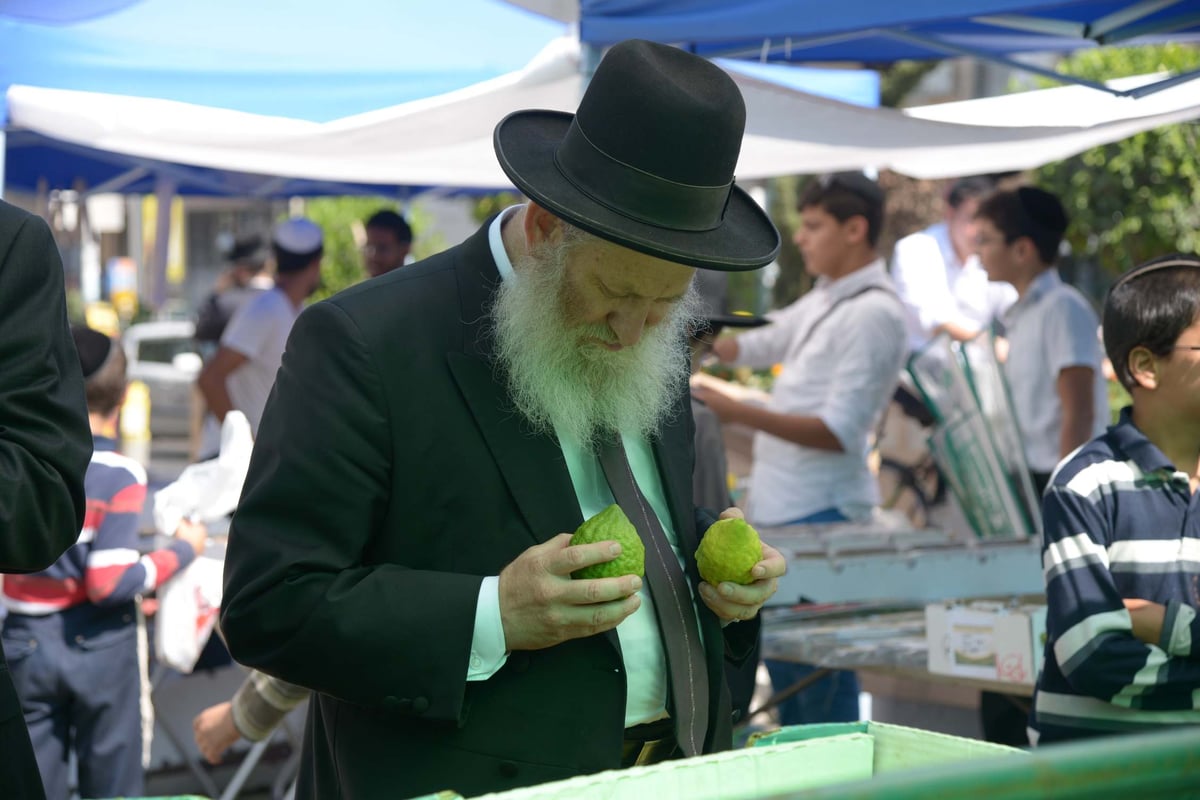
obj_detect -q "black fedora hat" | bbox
[493,39,780,272]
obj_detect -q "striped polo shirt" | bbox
[1031,407,1200,744]
[2,436,195,618]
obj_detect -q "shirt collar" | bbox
[815,258,890,299]
[487,205,524,284]
[1004,268,1061,323]
[93,434,118,452]
[1109,406,1178,476]
[930,223,964,272]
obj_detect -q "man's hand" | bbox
[499,534,643,651]
[710,336,739,363]
[689,378,744,424]
[175,518,208,556]
[1124,598,1166,646]
[697,507,785,622]
[193,701,240,765]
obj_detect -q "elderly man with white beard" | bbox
[220,40,786,800]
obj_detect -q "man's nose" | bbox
[607,306,651,348]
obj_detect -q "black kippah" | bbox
[71,325,113,379]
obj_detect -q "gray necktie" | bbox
[598,437,709,757]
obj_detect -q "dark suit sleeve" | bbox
[0,208,91,573]
[221,300,481,720]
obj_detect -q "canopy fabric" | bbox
[0,0,566,123]
[0,0,143,24]
[4,38,879,196]
[7,37,1198,192]
[503,0,1200,63]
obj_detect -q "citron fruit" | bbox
[569,504,645,579]
[696,518,762,585]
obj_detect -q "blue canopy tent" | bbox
[507,0,1200,96]
[1,0,879,197]
[0,0,571,196]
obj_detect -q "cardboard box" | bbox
[926,602,1047,685]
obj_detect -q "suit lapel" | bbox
[447,352,581,544]
[653,389,700,559]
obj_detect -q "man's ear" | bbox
[523,201,564,249]
[1128,346,1159,391]
[842,215,868,246]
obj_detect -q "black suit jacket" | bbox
[221,222,757,799]
[0,200,93,799]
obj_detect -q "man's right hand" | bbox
[499,533,642,651]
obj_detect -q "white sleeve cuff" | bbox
[466,576,509,682]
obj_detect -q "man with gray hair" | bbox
[221,39,786,799]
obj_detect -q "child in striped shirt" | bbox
[1031,254,1200,744]
[0,326,207,799]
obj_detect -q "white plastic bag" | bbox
[153,410,254,535]
[154,554,223,673]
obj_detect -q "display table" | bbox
[760,520,1043,606]
[761,606,1035,700]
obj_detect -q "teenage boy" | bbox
[694,172,907,725]
[0,327,207,799]
[974,187,1108,496]
[1031,253,1200,744]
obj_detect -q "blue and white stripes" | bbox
[1031,408,1200,744]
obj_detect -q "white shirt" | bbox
[734,260,907,525]
[469,208,698,728]
[1001,269,1108,473]
[219,287,301,436]
[891,222,1017,353]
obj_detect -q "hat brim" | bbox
[494,110,780,272]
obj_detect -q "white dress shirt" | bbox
[734,260,907,525]
[891,222,1017,353]
[1001,269,1108,473]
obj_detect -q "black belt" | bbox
[624,716,673,743]
[621,716,681,769]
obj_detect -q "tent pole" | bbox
[151,175,177,312]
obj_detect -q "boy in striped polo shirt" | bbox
[1031,254,1200,744]
[0,326,207,799]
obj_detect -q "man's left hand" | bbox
[690,378,742,423]
[697,508,785,623]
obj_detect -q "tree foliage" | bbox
[1034,44,1200,277]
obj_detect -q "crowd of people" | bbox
[0,35,1197,800]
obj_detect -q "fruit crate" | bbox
[413,721,1020,800]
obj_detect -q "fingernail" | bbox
[609,543,621,556]
[752,566,765,578]
[630,577,643,591]
[719,583,734,597]
[699,585,714,599]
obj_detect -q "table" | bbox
[750,605,1034,725]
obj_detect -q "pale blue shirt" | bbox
[467,207,694,727]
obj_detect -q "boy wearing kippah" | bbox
[0,327,207,799]
[1030,254,1200,744]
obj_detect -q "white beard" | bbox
[491,242,700,451]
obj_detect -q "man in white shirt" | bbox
[197,218,323,443]
[694,172,907,725]
[891,176,1017,354]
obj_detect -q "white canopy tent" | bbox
[7,37,1200,191]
